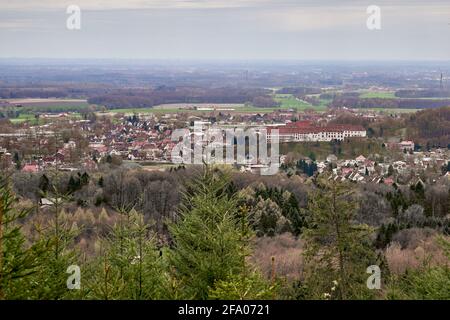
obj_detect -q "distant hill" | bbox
[395,90,450,98]
[330,97,450,110]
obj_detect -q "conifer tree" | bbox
[85,209,168,300]
[0,175,46,299]
[302,178,378,300]
[208,270,275,300]
[26,174,79,300]
[168,167,254,299]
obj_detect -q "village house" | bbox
[22,163,40,173]
[399,140,415,151]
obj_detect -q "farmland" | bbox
[274,94,329,111]
[359,91,397,99]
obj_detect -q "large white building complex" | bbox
[266,121,367,143]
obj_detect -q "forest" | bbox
[1,164,449,300]
[329,107,450,148]
[87,87,274,109]
[329,97,450,110]
[405,107,450,147]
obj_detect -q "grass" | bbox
[106,108,182,114]
[274,94,328,111]
[5,103,91,124]
[359,91,397,99]
[100,95,330,115]
[19,105,92,113]
[9,114,37,123]
[106,106,277,115]
[8,112,82,124]
[317,98,332,108]
[359,90,450,100]
[356,90,443,113]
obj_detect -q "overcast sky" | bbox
[0,0,449,60]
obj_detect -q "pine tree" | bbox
[98,176,104,187]
[85,209,168,300]
[67,176,78,194]
[0,175,46,299]
[26,180,79,299]
[388,165,394,177]
[13,152,21,170]
[39,174,50,193]
[286,193,305,235]
[251,197,288,236]
[168,167,253,299]
[208,270,275,300]
[80,172,90,187]
[302,178,378,300]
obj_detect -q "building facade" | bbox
[266,121,366,142]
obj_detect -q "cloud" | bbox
[0,0,448,60]
[258,7,363,32]
[0,0,269,11]
[257,4,450,32]
[1,0,449,11]
[0,19,38,30]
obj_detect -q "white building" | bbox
[266,121,366,143]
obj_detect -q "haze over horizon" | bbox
[0,0,449,61]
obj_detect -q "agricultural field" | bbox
[274,94,328,111]
[1,98,94,115]
[359,90,450,101]
[1,99,95,124]
[7,112,82,124]
[8,113,37,124]
[104,97,331,115]
[359,91,397,99]
[105,103,280,115]
[153,103,244,110]
[4,98,89,107]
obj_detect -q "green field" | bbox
[359,91,450,100]
[19,105,93,113]
[9,114,38,124]
[8,112,82,124]
[106,104,283,115]
[90,94,332,115]
[274,94,328,111]
[107,107,279,115]
[359,91,397,99]
[4,102,91,124]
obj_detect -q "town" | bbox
[1,106,448,188]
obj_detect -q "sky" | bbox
[0,0,449,61]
